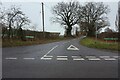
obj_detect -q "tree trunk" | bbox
[2,27,6,39]
[66,26,72,37]
[17,27,25,41]
[87,23,96,37]
[8,27,12,39]
[87,30,95,37]
[8,22,12,39]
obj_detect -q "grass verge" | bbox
[2,37,72,48]
[80,37,120,51]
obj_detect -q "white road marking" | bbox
[44,45,58,56]
[73,58,85,61]
[72,56,84,60]
[57,58,68,60]
[44,56,53,58]
[72,56,82,58]
[112,56,119,58]
[41,57,52,60]
[99,56,117,60]
[86,56,96,58]
[41,45,58,60]
[57,56,67,57]
[72,56,78,57]
[104,58,116,61]
[88,58,101,61]
[23,58,35,60]
[67,45,79,50]
[5,58,17,60]
[99,56,110,58]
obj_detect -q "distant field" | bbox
[80,37,120,51]
[2,37,72,47]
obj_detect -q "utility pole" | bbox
[42,2,45,38]
[118,1,120,33]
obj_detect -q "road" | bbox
[0,46,2,79]
[2,37,119,78]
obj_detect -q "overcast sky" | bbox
[0,0,119,35]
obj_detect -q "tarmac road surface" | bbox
[2,37,119,78]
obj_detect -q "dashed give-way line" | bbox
[4,42,119,61]
[4,56,119,61]
[23,58,35,60]
[5,58,17,60]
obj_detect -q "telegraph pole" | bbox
[118,1,120,41]
[42,2,45,38]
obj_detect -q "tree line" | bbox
[0,5,30,40]
[1,2,119,41]
[52,1,111,37]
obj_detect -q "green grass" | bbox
[2,37,73,47]
[80,37,120,51]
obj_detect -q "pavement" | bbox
[2,37,119,78]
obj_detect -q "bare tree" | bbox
[0,4,9,39]
[52,1,81,37]
[4,5,24,38]
[0,5,30,40]
[14,13,30,40]
[80,2,110,37]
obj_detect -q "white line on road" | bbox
[23,58,35,60]
[72,56,82,58]
[41,57,52,60]
[73,58,85,61]
[112,56,119,58]
[57,56,67,57]
[88,58,101,61]
[41,45,58,59]
[5,58,17,60]
[57,58,68,61]
[104,58,116,61]
[72,56,78,57]
[44,45,58,57]
[86,56,97,58]
[44,56,53,58]
[99,56,110,58]
[67,45,79,50]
